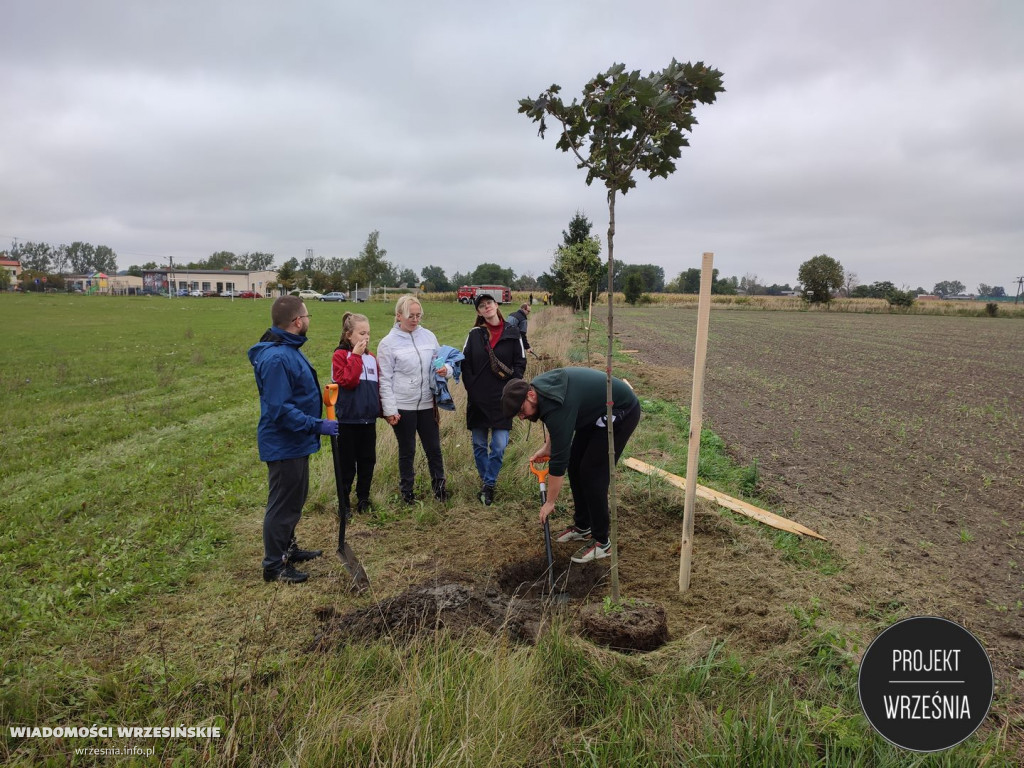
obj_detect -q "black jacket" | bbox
[461,323,527,430]
[507,309,530,349]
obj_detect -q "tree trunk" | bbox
[606,187,619,603]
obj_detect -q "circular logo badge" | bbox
[858,616,993,752]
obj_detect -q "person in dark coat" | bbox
[506,303,532,352]
[461,293,526,505]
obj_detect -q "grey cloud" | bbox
[1,0,1021,294]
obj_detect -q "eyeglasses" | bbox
[296,314,311,320]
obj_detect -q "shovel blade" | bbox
[337,543,370,594]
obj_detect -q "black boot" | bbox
[357,498,373,514]
[287,537,323,563]
[478,485,495,506]
[432,478,448,502]
[400,478,416,505]
[264,564,309,583]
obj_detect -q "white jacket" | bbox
[377,323,441,415]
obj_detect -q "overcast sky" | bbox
[2,0,1021,293]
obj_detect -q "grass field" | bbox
[1,293,1019,766]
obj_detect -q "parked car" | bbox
[220,289,241,298]
[189,289,204,297]
[237,290,263,299]
[202,290,218,298]
[176,288,190,297]
[318,291,348,302]
[290,289,323,300]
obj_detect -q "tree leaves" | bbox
[552,237,603,310]
[519,59,724,195]
[798,254,845,304]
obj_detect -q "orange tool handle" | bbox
[529,459,549,484]
[323,383,339,421]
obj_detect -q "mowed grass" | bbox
[0,294,477,654]
[1,294,1017,766]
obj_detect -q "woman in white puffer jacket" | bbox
[377,295,449,503]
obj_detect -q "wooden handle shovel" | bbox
[530,460,555,594]
[324,383,370,593]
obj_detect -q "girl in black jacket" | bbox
[331,312,381,515]
[461,294,526,505]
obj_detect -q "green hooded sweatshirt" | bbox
[532,367,639,476]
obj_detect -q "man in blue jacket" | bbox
[248,296,339,583]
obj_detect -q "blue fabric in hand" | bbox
[318,420,339,436]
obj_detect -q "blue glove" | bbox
[318,420,339,436]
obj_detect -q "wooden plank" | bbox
[625,457,827,541]
[679,252,715,592]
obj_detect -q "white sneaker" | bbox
[571,539,610,563]
[555,525,591,543]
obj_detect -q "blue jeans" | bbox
[471,427,510,487]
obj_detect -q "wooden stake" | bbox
[624,458,826,540]
[680,252,714,592]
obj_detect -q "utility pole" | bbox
[1014,276,1024,305]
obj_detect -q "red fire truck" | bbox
[457,285,512,304]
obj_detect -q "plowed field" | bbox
[615,307,1023,700]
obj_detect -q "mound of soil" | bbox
[314,553,632,652]
[580,601,670,653]
[312,551,674,655]
[311,572,543,648]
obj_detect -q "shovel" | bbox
[530,459,565,600]
[323,383,370,593]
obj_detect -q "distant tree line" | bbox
[6,234,1005,305]
[272,231,402,294]
[0,240,121,291]
[795,255,1008,307]
[975,284,1006,298]
[535,211,761,309]
[4,240,118,275]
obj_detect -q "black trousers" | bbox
[391,408,445,495]
[567,400,642,545]
[338,422,376,503]
[263,456,309,571]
